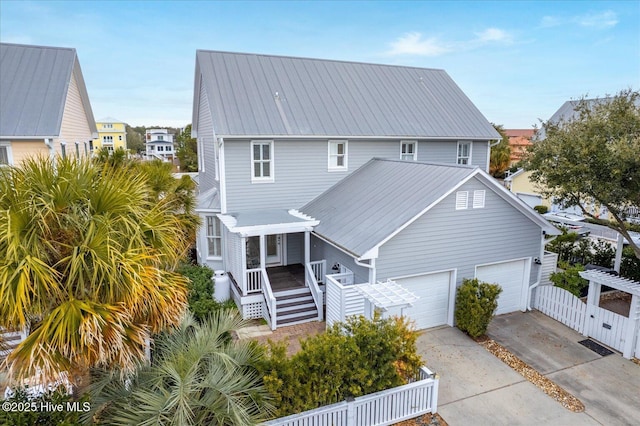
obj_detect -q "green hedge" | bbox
[454,278,502,338]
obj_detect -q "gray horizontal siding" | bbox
[286,233,303,265]
[224,139,489,212]
[311,235,369,284]
[224,139,398,212]
[417,140,488,170]
[376,177,542,286]
[198,81,217,192]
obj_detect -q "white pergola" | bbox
[354,279,420,319]
[579,270,640,359]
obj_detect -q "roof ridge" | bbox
[0,42,76,52]
[371,157,478,170]
[196,49,446,72]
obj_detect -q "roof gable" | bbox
[0,43,96,138]
[194,50,500,140]
[301,159,559,258]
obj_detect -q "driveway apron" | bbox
[488,311,640,426]
[417,325,598,425]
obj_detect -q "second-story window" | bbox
[328,140,347,171]
[103,136,113,145]
[206,216,222,258]
[251,140,274,182]
[400,141,417,161]
[158,135,164,141]
[457,141,471,165]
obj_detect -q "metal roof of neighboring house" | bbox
[0,43,96,138]
[301,158,559,258]
[194,50,500,140]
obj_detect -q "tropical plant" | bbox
[489,124,511,178]
[0,384,89,425]
[86,310,272,425]
[550,263,588,297]
[454,278,502,338]
[0,156,192,386]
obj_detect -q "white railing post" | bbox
[261,269,277,330]
[306,263,324,321]
[345,397,355,425]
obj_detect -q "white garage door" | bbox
[393,271,453,329]
[476,259,528,315]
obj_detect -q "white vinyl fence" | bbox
[534,285,586,334]
[263,367,439,426]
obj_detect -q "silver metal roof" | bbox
[0,43,96,138]
[301,159,477,257]
[302,158,559,258]
[194,50,500,140]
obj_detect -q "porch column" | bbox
[240,236,247,296]
[304,230,311,265]
[259,234,266,269]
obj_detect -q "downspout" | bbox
[355,258,376,284]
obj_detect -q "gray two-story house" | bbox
[192,50,558,330]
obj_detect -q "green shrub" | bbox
[258,315,423,417]
[454,278,502,338]
[621,247,640,281]
[533,205,549,214]
[550,263,588,297]
[178,263,236,320]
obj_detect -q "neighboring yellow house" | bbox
[94,117,127,152]
[0,43,97,166]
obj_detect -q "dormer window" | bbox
[400,141,417,161]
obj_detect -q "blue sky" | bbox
[1,0,638,128]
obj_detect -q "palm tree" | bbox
[86,310,273,425]
[0,156,192,385]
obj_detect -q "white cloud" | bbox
[387,32,450,56]
[576,10,618,29]
[539,16,561,28]
[475,28,513,44]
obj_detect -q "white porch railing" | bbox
[246,268,263,294]
[305,263,324,321]
[309,260,326,284]
[263,366,439,426]
[261,269,277,331]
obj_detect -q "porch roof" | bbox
[354,280,419,311]
[218,209,319,236]
[579,270,640,297]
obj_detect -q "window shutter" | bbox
[473,190,486,208]
[456,191,468,210]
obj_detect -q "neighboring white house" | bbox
[145,128,175,162]
[191,50,559,329]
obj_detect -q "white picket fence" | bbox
[534,285,586,334]
[263,367,439,426]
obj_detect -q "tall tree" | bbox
[125,125,145,153]
[0,156,194,385]
[86,310,272,425]
[175,124,199,172]
[489,124,511,178]
[526,89,640,259]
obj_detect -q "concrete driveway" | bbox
[488,311,640,426]
[417,325,598,425]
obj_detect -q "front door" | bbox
[266,234,282,266]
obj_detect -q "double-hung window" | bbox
[251,140,274,182]
[206,216,222,258]
[328,140,347,171]
[457,141,471,165]
[0,141,12,166]
[103,135,113,145]
[400,141,417,161]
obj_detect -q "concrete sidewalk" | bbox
[489,311,640,426]
[417,325,598,425]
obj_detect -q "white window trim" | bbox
[473,190,486,209]
[455,191,469,210]
[457,141,472,165]
[328,140,348,171]
[251,140,275,183]
[205,215,222,259]
[400,140,417,161]
[0,141,13,166]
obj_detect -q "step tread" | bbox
[273,287,312,298]
[277,307,318,319]
[278,301,317,311]
[277,313,319,325]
